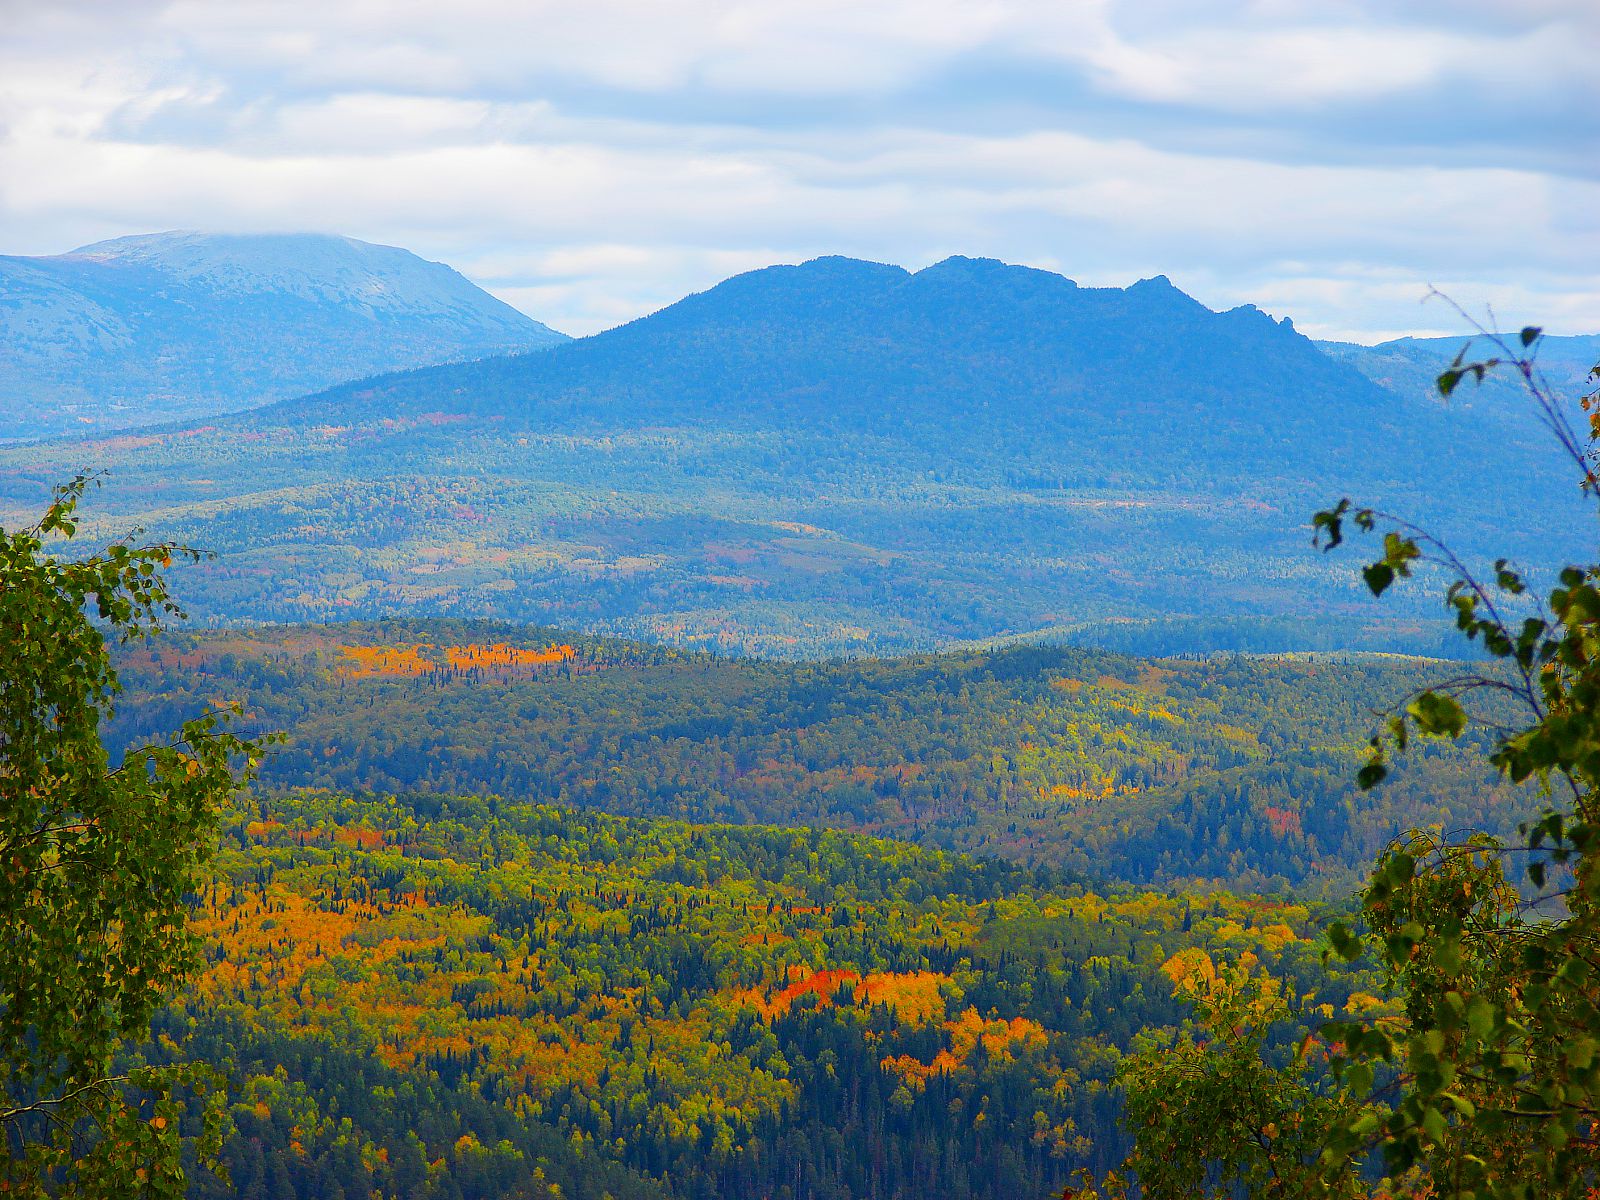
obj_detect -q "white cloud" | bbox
[476,243,795,333]
[0,0,1594,338]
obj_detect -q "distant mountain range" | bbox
[0,251,1589,656]
[0,231,566,440]
[1320,331,1599,411]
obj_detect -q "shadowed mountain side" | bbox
[265,257,1398,450]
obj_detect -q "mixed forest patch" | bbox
[163,790,1380,1200]
[109,619,1532,895]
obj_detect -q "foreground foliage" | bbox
[1315,328,1600,1194]
[1098,328,1600,1196]
[0,478,258,1197]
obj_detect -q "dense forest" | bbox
[155,789,1379,1200]
[106,620,1533,896]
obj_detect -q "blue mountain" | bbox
[2,255,1584,656]
[0,231,566,440]
[1319,331,1599,413]
[264,254,1482,508]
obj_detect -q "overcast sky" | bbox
[2,0,1596,340]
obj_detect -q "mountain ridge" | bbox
[1318,330,1600,413]
[258,253,1397,439]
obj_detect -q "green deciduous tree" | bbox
[1310,323,1600,1195]
[0,476,262,1198]
[1100,957,1373,1200]
[1094,323,1600,1198]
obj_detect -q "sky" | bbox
[1,0,1596,341]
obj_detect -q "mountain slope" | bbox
[1319,331,1599,414]
[270,256,1393,444]
[252,253,1578,518]
[0,231,566,439]
[0,256,1583,655]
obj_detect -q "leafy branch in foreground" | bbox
[1091,956,1377,1200]
[1309,325,1600,1193]
[0,475,266,1198]
[1086,323,1600,1198]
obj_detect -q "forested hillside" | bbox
[156,790,1377,1200]
[2,256,1581,656]
[108,620,1532,895]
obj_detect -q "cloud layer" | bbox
[2,0,1595,338]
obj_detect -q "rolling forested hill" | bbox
[2,256,1584,657]
[0,232,566,440]
[108,620,1534,896]
[94,616,1463,1200]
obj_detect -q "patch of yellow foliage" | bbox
[1161,947,1219,992]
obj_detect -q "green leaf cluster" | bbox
[1105,325,1600,1198]
[0,476,263,1198]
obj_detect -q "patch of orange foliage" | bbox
[335,827,386,850]
[444,643,575,671]
[1265,806,1303,838]
[337,645,435,678]
[336,642,577,678]
[743,968,950,1027]
[192,883,428,1005]
[1161,948,1218,991]
[759,968,860,1016]
[883,1008,1048,1088]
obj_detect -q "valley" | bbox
[166,788,1374,1200]
[6,3,1596,1194]
[3,242,1592,1200]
